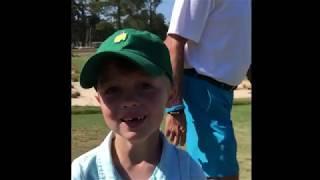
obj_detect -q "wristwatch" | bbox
[167,109,185,115]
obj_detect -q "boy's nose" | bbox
[121,94,140,109]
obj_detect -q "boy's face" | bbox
[95,60,173,143]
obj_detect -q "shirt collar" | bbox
[95,131,179,180]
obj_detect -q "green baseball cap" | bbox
[80,28,173,89]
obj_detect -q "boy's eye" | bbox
[139,82,154,90]
[104,86,120,94]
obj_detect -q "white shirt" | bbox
[72,131,206,180]
[168,0,251,86]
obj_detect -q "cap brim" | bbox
[80,50,163,89]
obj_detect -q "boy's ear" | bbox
[95,94,101,105]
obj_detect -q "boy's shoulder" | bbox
[71,132,115,180]
[71,146,101,179]
[72,146,100,167]
[159,135,206,179]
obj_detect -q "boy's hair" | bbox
[80,28,173,89]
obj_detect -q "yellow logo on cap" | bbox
[114,32,127,43]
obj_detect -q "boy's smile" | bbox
[120,112,147,129]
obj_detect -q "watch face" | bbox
[169,111,184,115]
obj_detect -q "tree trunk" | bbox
[148,1,152,27]
[116,0,121,29]
[88,26,92,47]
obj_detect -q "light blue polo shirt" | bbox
[72,131,206,180]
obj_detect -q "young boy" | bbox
[72,28,206,180]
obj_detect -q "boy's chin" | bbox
[119,130,160,143]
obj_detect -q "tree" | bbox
[122,0,167,39]
[94,21,115,41]
[72,0,169,46]
[101,0,145,29]
[149,13,168,40]
[145,0,162,28]
[72,0,103,47]
[72,0,86,47]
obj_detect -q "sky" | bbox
[156,0,175,24]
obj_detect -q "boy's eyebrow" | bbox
[97,77,115,86]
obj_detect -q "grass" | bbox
[72,52,94,81]
[72,113,109,160]
[233,97,251,105]
[72,106,100,114]
[71,104,251,180]
[72,52,93,72]
[232,105,251,180]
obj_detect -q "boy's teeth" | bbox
[123,116,144,121]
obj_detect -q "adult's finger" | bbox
[179,127,186,146]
